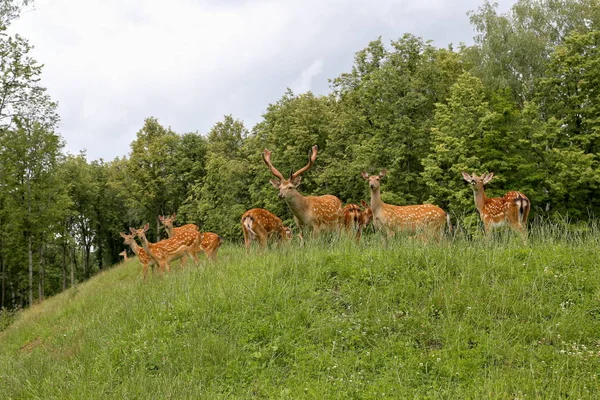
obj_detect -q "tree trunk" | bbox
[156,217,161,242]
[38,242,45,301]
[70,245,76,287]
[62,242,67,291]
[1,256,5,308]
[28,235,33,306]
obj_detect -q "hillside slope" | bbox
[1,232,600,398]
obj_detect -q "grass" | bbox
[1,222,600,398]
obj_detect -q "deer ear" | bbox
[171,213,176,220]
[129,227,136,234]
[379,169,387,178]
[291,175,302,186]
[483,172,494,185]
[159,216,164,223]
[269,179,281,189]
[461,172,472,182]
[142,223,150,232]
[361,172,369,180]
[361,200,369,208]
[119,232,128,239]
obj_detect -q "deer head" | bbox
[119,231,136,246]
[263,145,318,199]
[462,172,494,193]
[361,169,387,191]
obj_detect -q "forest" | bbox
[1,0,599,309]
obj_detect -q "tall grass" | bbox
[1,220,599,398]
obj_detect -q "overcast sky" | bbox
[9,0,516,161]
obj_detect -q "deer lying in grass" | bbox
[462,172,530,241]
[241,208,292,250]
[159,214,222,261]
[131,223,200,273]
[362,170,449,240]
[119,232,155,278]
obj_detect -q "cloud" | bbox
[8,0,518,161]
[291,59,324,94]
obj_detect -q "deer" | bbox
[119,250,128,262]
[461,172,530,241]
[262,145,343,244]
[159,214,221,261]
[241,208,292,250]
[356,200,373,241]
[130,223,200,273]
[361,170,449,240]
[198,232,223,261]
[342,204,362,232]
[119,232,156,278]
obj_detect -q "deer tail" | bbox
[243,216,256,235]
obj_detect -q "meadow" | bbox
[1,221,599,399]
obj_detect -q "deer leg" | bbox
[142,262,149,280]
[243,228,251,252]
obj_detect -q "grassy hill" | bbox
[1,225,600,399]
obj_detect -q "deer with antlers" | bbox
[362,170,449,239]
[159,214,222,261]
[130,223,200,273]
[241,208,292,250]
[262,145,343,243]
[462,172,530,241]
[119,232,156,278]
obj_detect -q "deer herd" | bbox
[120,145,531,278]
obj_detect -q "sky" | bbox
[9,0,516,161]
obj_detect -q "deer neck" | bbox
[473,187,488,215]
[370,187,385,215]
[139,235,158,259]
[284,191,310,220]
[127,240,141,256]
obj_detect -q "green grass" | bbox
[1,223,600,399]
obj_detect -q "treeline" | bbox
[1,0,599,309]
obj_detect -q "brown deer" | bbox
[119,250,128,262]
[159,214,221,261]
[461,172,530,240]
[119,232,156,278]
[199,232,223,261]
[158,214,199,237]
[262,145,342,243]
[362,170,449,239]
[241,208,292,250]
[342,204,362,232]
[130,223,199,273]
[357,200,373,240]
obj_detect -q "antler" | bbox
[291,145,318,180]
[262,149,285,180]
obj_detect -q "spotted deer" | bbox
[119,232,156,278]
[462,172,530,241]
[130,223,200,273]
[158,214,206,260]
[342,204,362,232]
[159,214,222,261]
[357,200,373,240]
[263,145,343,243]
[362,170,449,239]
[198,232,223,261]
[241,208,292,250]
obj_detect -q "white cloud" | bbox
[291,59,324,94]
[8,0,518,160]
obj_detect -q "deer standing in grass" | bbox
[159,214,222,261]
[131,223,200,273]
[263,145,342,244]
[462,172,530,241]
[119,232,155,278]
[119,250,128,262]
[356,200,373,241]
[241,208,292,250]
[362,170,449,240]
